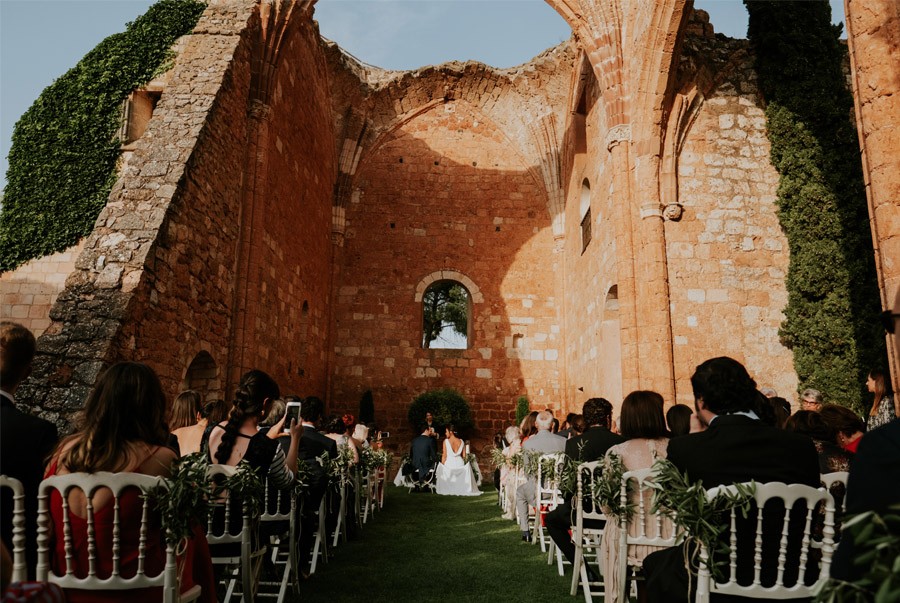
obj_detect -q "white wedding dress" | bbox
[435,439,480,496]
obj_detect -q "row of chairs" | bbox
[501,454,848,603]
[1,461,389,603]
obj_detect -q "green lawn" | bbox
[294,486,576,602]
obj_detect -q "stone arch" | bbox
[414,270,483,304]
[181,350,221,401]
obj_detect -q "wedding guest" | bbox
[205,398,230,426]
[759,387,778,398]
[819,403,865,453]
[833,290,900,580]
[569,414,587,437]
[519,411,538,442]
[665,404,692,437]
[324,415,359,464]
[558,412,578,438]
[260,398,286,427]
[600,391,674,603]
[865,369,897,430]
[785,410,853,473]
[767,396,792,429]
[545,398,623,565]
[500,425,522,519]
[351,423,370,449]
[45,362,216,602]
[170,390,209,456]
[642,357,819,603]
[0,321,58,579]
[515,411,565,541]
[297,396,338,576]
[800,388,823,412]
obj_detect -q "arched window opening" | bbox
[572,57,596,155]
[604,285,619,319]
[422,280,470,349]
[182,351,220,400]
[580,179,592,254]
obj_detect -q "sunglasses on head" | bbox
[881,310,900,334]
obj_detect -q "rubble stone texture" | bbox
[9,0,897,453]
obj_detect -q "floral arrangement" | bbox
[321,445,355,488]
[489,446,508,468]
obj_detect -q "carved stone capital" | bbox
[605,124,632,151]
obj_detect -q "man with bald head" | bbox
[515,410,565,542]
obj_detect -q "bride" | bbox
[435,424,480,496]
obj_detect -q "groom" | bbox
[410,425,438,487]
[516,410,566,541]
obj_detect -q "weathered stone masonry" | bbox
[13,0,899,456]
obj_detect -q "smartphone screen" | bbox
[285,402,302,424]
[380,431,390,439]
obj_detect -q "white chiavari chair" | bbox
[36,471,201,603]
[695,481,835,602]
[0,475,27,583]
[570,461,607,603]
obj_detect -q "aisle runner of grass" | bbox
[298,487,575,602]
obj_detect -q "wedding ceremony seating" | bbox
[695,481,836,603]
[205,464,265,603]
[613,468,678,602]
[0,475,27,584]
[532,452,566,553]
[256,473,299,602]
[570,461,607,603]
[36,471,202,603]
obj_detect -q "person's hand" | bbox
[266,413,287,439]
[288,418,303,440]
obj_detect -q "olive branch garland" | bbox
[647,458,756,583]
[144,452,212,551]
[814,505,900,603]
[590,453,634,522]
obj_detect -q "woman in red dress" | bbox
[45,362,216,602]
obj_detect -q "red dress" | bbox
[45,460,217,603]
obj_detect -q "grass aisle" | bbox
[296,487,575,602]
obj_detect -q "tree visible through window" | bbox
[422,281,469,349]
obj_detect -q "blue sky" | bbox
[0,0,845,189]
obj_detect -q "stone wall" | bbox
[0,242,84,337]
[329,99,562,450]
[665,22,796,404]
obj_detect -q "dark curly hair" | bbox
[215,369,280,464]
[690,357,757,415]
[582,397,613,428]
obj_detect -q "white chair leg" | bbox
[570,543,583,596]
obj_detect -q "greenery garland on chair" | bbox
[648,459,756,581]
[815,506,900,602]
[590,453,634,522]
[145,452,213,550]
[0,0,206,272]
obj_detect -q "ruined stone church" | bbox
[4,0,898,454]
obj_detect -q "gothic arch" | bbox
[181,350,221,400]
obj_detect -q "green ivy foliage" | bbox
[745,0,886,411]
[0,0,205,272]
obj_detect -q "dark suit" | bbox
[831,420,900,581]
[410,434,437,480]
[547,426,625,564]
[1,393,59,579]
[297,424,337,573]
[643,414,820,602]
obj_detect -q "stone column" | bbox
[844,0,900,387]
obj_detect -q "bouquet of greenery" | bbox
[591,453,634,522]
[358,445,377,474]
[521,450,543,479]
[648,458,755,581]
[145,452,212,550]
[489,446,508,468]
[321,445,355,488]
[815,505,900,603]
[219,459,265,520]
[371,448,393,470]
[293,458,313,497]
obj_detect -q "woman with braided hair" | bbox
[205,369,302,490]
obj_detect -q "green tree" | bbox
[422,282,469,349]
[745,0,886,410]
